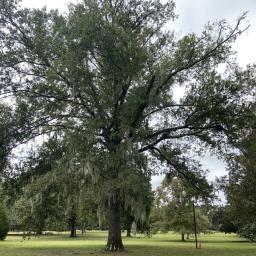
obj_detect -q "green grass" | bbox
[0,231,255,256]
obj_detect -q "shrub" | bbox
[241,223,256,241]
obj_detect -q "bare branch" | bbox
[160,13,250,89]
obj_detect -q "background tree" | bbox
[153,177,210,241]
[208,205,238,233]
[5,135,94,237]
[0,103,15,175]
[0,188,9,240]
[220,132,256,240]
[0,203,9,240]
[0,0,255,251]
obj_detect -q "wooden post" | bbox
[192,202,198,249]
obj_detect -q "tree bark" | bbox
[182,233,185,242]
[69,205,77,238]
[70,218,77,238]
[105,198,124,251]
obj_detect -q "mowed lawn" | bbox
[0,231,255,256]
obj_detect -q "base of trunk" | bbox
[70,223,77,238]
[105,198,124,251]
[70,231,77,238]
[69,205,77,238]
[105,243,124,252]
[126,229,131,237]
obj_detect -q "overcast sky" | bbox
[20,0,256,189]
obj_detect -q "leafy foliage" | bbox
[5,135,95,235]
[0,104,14,174]
[220,132,256,240]
[0,0,255,250]
[152,178,210,239]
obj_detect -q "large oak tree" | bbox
[0,0,256,251]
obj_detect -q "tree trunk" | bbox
[105,198,124,251]
[98,209,104,230]
[69,205,77,238]
[181,233,185,242]
[127,228,131,237]
[81,224,85,234]
[70,218,77,238]
[186,233,190,239]
[36,230,43,236]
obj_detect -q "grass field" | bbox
[0,231,255,256]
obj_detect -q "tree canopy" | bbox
[0,0,256,251]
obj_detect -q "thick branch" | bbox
[130,74,156,130]
[150,146,201,191]
[139,124,222,152]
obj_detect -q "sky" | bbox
[20,0,256,190]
